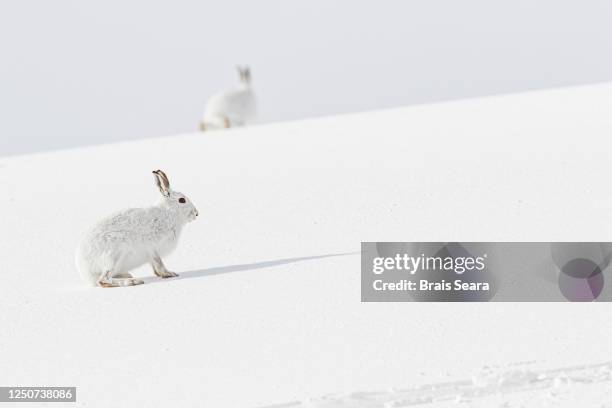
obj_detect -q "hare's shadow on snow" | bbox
[141,252,360,284]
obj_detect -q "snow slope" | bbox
[2,84,612,407]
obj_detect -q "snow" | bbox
[2,83,612,407]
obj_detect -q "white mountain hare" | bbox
[199,66,256,130]
[75,170,199,287]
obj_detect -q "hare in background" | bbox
[200,66,256,131]
[75,170,199,287]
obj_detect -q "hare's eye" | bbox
[178,198,186,204]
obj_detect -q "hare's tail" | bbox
[75,246,101,287]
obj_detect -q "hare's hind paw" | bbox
[98,273,145,288]
[125,278,145,286]
[98,280,117,288]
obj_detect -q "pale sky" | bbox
[1,0,612,156]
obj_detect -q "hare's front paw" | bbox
[157,271,179,279]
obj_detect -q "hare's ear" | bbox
[152,170,171,197]
[236,65,250,84]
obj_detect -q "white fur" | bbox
[75,171,198,287]
[201,67,256,130]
